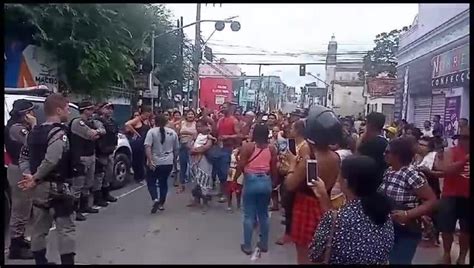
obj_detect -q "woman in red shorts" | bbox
[284,105,342,264]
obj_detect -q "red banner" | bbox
[199,77,234,111]
[366,78,398,97]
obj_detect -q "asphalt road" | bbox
[4,180,468,265]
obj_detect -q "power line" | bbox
[212,52,368,56]
[213,61,363,66]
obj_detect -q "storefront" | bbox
[394,35,469,133]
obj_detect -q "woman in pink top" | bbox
[233,123,278,255]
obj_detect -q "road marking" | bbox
[49,183,146,232]
[116,183,146,199]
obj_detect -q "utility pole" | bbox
[256,64,262,112]
[150,30,155,113]
[178,17,184,110]
[192,3,201,109]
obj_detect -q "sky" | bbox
[164,3,418,89]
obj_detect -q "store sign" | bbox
[199,77,233,111]
[431,44,470,88]
[431,69,470,88]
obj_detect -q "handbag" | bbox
[312,210,339,264]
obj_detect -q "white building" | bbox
[325,36,365,117]
[395,4,469,133]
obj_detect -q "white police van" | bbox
[4,86,133,234]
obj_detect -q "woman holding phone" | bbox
[233,123,278,255]
[284,105,342,264]
[276,119,305,246]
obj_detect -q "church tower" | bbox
[326,34,337,66]
[325,35,337,108]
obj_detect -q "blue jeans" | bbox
[214,147,232,183]
[242,173,272,251]
[179,145,190,184]
[130,138,146,182]
[146,165,173,204]
[389,224,421,264]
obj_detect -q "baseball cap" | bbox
[384,126,397,135]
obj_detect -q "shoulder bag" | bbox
[313,210,339,264]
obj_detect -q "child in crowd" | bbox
[227,147,243,212]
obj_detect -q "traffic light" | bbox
[299,64,306,76]
[204,46,213,61]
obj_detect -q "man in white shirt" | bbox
[422,120,434,138]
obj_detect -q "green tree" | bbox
[4,4,186,98]
[358,26,409,80]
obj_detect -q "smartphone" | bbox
[306,159,318,186]
[288,139,296,155]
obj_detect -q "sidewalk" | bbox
[413,235,469,264]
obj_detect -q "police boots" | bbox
[32,249,56,265]
[79,195,99,214]
[60,252,75,265]
[8,237,33,259]
[102,187,118,203]
[74,199,87,221]
[93,190,109,207]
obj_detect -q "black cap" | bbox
[10,99,37,116]
[78,100,95,111]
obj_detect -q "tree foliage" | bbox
[358,26,409,80]
[4,4,186,98]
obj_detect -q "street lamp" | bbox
[150,14,241,109]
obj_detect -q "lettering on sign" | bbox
[431,70,470,88]
[432,44,469,78]
[431,44,469,88]
[35,76,58,85]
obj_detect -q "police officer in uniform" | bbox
[18,94,76,265]
[69,101,106,221]
[92,102,118,207]
[5,100,37,259]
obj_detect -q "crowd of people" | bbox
[6,93,470,265]
[123,102,469,265]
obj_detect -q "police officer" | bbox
[5,100,37,259]
[93,102,118,207]
[69,100,106,221]
[18,94,76,265]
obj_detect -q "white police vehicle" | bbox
[4,86,133,233]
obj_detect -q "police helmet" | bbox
[304,104,342,146]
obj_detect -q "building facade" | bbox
[238,75,285,112]
[363,76,398,124]
[325,36,365,116]
[303,82,328,108]
[394,4,469,137]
